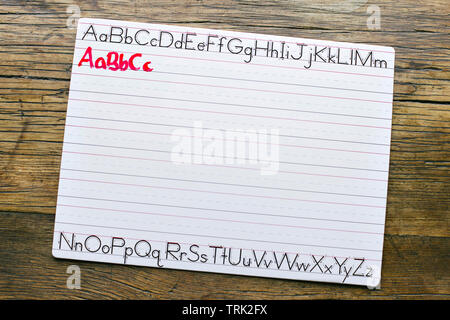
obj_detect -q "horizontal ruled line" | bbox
[58,194,385,225]
[67,115,391,146]
[70,89,393,121]
[65,122,391,155]
[62,150,389,182]
[63,142,389,172]
[68,97,392,131]
[72,72,393,104]
[59,176,387,208]
[58,203,383,235]
[61,167,388,199]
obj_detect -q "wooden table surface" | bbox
[0,0,449,299]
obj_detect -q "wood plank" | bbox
[0,211,448,299]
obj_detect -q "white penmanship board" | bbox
[53,18,395,286]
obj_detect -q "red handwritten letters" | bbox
[78,46,153,72]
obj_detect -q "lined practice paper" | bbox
[53,18,395,286]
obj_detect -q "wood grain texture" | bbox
[0,0,448,299]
